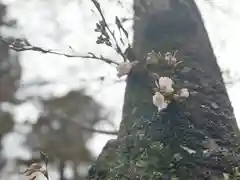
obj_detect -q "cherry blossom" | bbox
[146,51,159,64]
[152,92,168,111]
[179,88,189,98]
[158,77,174,93]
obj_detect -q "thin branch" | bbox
[76,124,118,135]
[56,112,119,136]
[16,122,118,136]
[0,37,119,65]
[91,0,127,61]
[19,76,107,87]
[18,76,125,91]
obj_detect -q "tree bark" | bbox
[87,0,240,179]
[59,160,65,180]
[73,162,80,180]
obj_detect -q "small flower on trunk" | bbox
[146,51,159,64]
[164,52,177,65]
[23,163,48,180]
[179,88,189,98]
[152,92,168,111]
[116,61,138,77]
[164,52,172,61]
[158,77,174,94]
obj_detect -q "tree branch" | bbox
[56,113,119,136]
[76,125,118,135]
[91,0,127,61]
[16,123,118,136]
[0,37,119,65]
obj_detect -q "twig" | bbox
[0,37,119,65]
[75,124,118,135]
[91,0,127,61]
[53,112,119,136]
[15,122,118,136]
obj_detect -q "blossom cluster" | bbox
[153,77,189,111]
[116,50,178,78]
[116,50,189,112]
[146,50,178,65]
[164,51,177,65]
[23,163,48,180]
[116,60,139,77]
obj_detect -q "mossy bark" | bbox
[87,0,240,179]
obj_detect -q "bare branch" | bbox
[18,76,125,91]
[20,76,107,87]
[91,0,127,61]
[16,122,118,136]
[0,37,119,65]
[54,111,119,136]
[75,124,118,135]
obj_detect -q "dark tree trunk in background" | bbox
[87,0,240,179]
[0,3,20,173]
[59,160,65,180]
[73,162,80,180]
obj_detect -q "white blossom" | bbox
[116,61,133,77]
[29,171,47,180]
[164,52,172,61]
[179,88,189,98]
[146,51,159,64]
[158,77,174,93]
[164,52,177,65]
[152,92,168,111]
[23,163,48,180]
[223,173,229,180]
[170,56,177,64]
[180,145,196,154]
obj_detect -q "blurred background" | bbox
[0,0,240,179]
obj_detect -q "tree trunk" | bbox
[73,162,80,180]
[59,160,65,180]
[87,0,240,179]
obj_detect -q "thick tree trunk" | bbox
[87,0,240,179]
[73,162,80,180]
[59,160,65,180]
